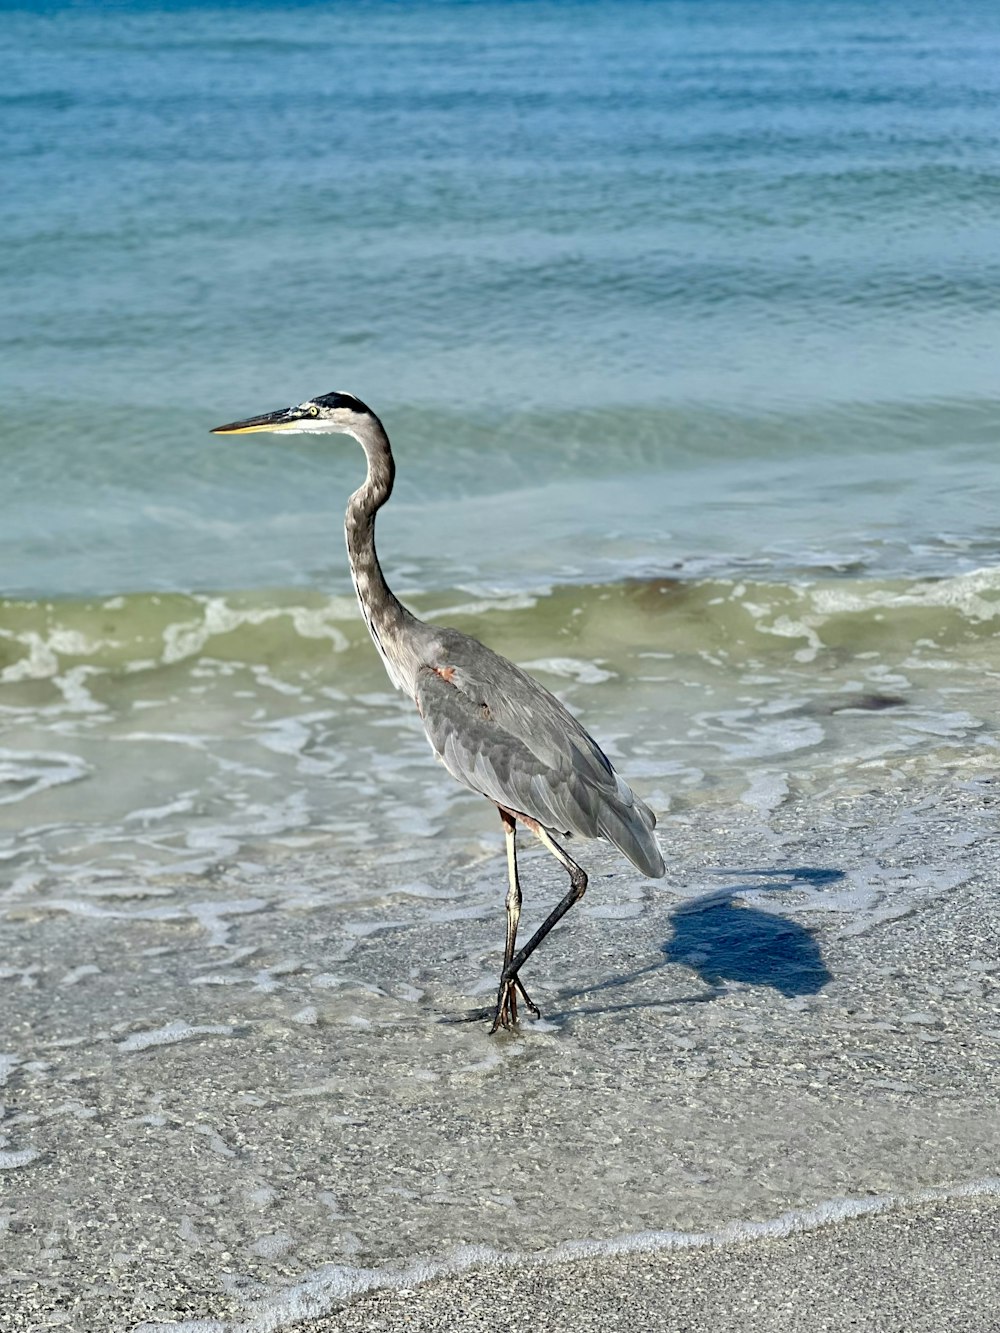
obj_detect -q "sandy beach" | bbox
[7,1186,998,1330]
[308,1190,1000,1333]
[3,775,998,1332]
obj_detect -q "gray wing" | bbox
[414,628,665,879]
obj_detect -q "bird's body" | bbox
[212,391,664,1030]
[413,631,663,879]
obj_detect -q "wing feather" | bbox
[414,629,664,878]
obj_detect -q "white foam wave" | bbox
[160,597,352,666]
[521,656,616,684]
[0,1148,40,1170]
[0,627,115,683]
[118,1021,236,1053]
[131,1176,1000,1333]
[0,748,90,806]
[738,565,1000,664]
[808,566,1000,622]
[6,898,187,924]
[426,591,540,619]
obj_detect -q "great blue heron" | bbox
[212,391,665,1031]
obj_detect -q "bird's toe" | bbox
[489,975,540,1033]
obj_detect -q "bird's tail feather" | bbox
[598,803,665,879]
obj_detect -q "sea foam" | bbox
[132,1176,1000,1333]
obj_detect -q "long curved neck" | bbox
[344,415,423,693]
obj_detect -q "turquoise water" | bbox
[4,0,1000,873]
[4,0,1000,871]
[4,0,1000,597]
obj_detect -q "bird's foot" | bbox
[489,974,540,1034]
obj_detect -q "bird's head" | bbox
[211,391,376,440]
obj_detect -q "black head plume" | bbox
[310,391,374,415]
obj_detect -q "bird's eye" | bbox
[308,405,319,417]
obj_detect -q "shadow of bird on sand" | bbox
[663,866,837,999]
[537,865,837,1023]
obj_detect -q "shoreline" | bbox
[275,1188,1000,1333]
[8,1186,997,1331]
[2,776,997,1332]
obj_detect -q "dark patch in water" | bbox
[624,574,687,611]
[828,693,908,713]
[796,693,908,716]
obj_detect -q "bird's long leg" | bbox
[490,812,587,1034]
[492,808,540,1032]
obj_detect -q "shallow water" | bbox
[3,567,998,1326]
[3,778,998,1330]
[2,569,998,899]
[3,1,1000,1327]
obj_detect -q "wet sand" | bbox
[311,1190,1000,1333]
[2,775,998,1332]
[7,1189,998,1330]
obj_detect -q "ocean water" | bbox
[2,2,1000,1328]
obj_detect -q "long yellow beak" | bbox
[210,406,303,435]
